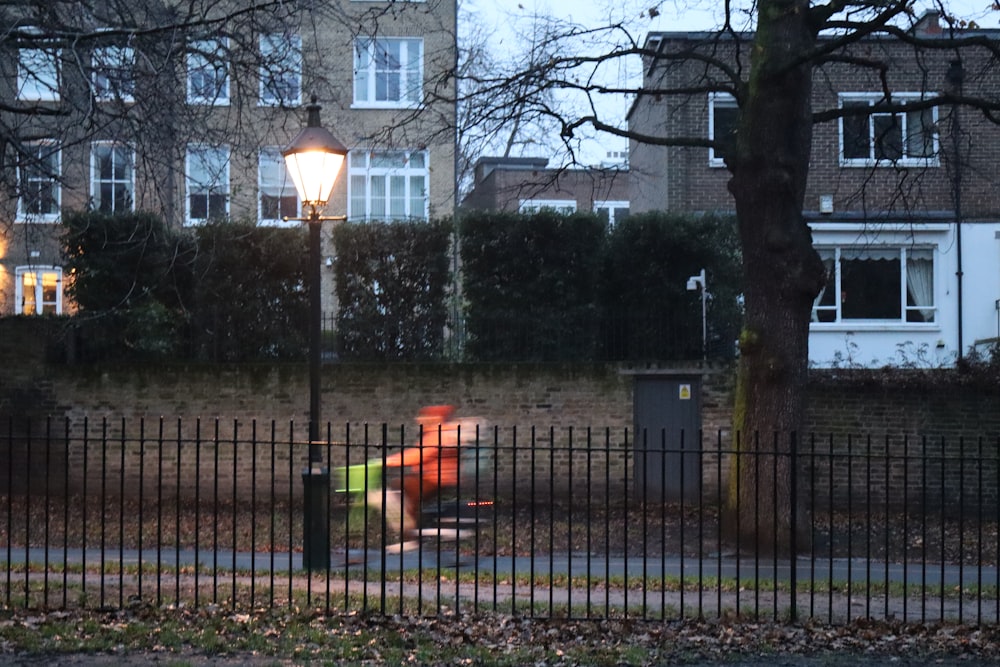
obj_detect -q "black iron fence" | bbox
[2,417,998,624]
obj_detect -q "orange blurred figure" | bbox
[381,405,462,541]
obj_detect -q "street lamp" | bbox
[282,97,347,571]
[686,269,707,360]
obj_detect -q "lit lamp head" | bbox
[281,97,348,215]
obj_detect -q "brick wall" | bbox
[3,319,998,507]
[630,32,1000,220]
[801,377,1000,512]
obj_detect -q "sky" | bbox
[461,0,1000,167]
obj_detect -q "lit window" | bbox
[186,145,230,224]
[15,266,62,315]
[812,247,935,323]
[840,93,938,166]
[518,199,577,215]
[260,33,302,106]
[187,39,229,105]
[348,150,428,221]
[259,148,299,225]
[594,200,630,226]
[17,141,60,222]
[92,45,135,102]
[18,46,60,101]
[353,37,422,107]
[90,142,134,213]
[709,93,738,167]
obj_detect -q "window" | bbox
[812,247,935,324]
[186,145,229,223]
[92,45,134,102]
[17,141,60,222]
[15,266,62,315]
[259,148,299,224]
[260,33,301,106]
[840,94,937,166]
[353,37,422,107]
[348,150,428,221]
[709,93,738,166]
[187,38,229,105]
[18,46,60,101]
[90,142,134,213]
[594,200,630,226]
[519,199,577,215]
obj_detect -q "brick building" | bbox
[462,156,630,225]
[0,0,458,317]
[628,11,1000,367]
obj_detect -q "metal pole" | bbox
[700,277,707,360]
[302,209,330,570]
[947,60,964,361]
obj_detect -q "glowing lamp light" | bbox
[281,98,347,211]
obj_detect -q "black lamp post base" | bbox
[302,467,330,570]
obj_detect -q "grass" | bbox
[4,604,997,666]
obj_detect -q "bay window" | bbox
[18,46,60,101]
[259,147,299,224]
[709,93,738,166]
[353,37,423,107]
[18,141,60,222]
[812,246,935,324]
[91,141,134,213]
[92,45,135,102]
[840,93,937,166]
[259,33,301,106]
[186,145,230,223]
[349,150,428,221]
[187,38,229,105]
[15,266,62,315]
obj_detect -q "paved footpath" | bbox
[6,543,1000,624]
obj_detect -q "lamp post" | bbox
[686,269,707,360]
[282,97,347,571]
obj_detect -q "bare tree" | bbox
[455,0,1000,548]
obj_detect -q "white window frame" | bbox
[187,38,229,105]
[258,147,300,226]
[709,92,738,167]
[519,199,577,215]
[90,141,135,214]
[92,45,135,102]
[811,245,937,326]
[17,141,61,223]
[353,37,423,108]
[17,45,60,101]
[839,93,939,167]
[259,33,302,107]
[348,149,429,221]
[15,265,63,315]
[593,200,630,226]
[185,144,230,224]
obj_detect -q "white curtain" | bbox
[812,253,836,322]
[906,251,934,321]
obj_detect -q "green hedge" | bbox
[332,219,452,360]
[56,209,741,363]
[458,210,742,361]
[61,212,308,361]
[459,210,605,361]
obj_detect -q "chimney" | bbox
[914,10,942,36]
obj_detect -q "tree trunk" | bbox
[725,0,826,553]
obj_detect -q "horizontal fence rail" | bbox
[1,417,998,624]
